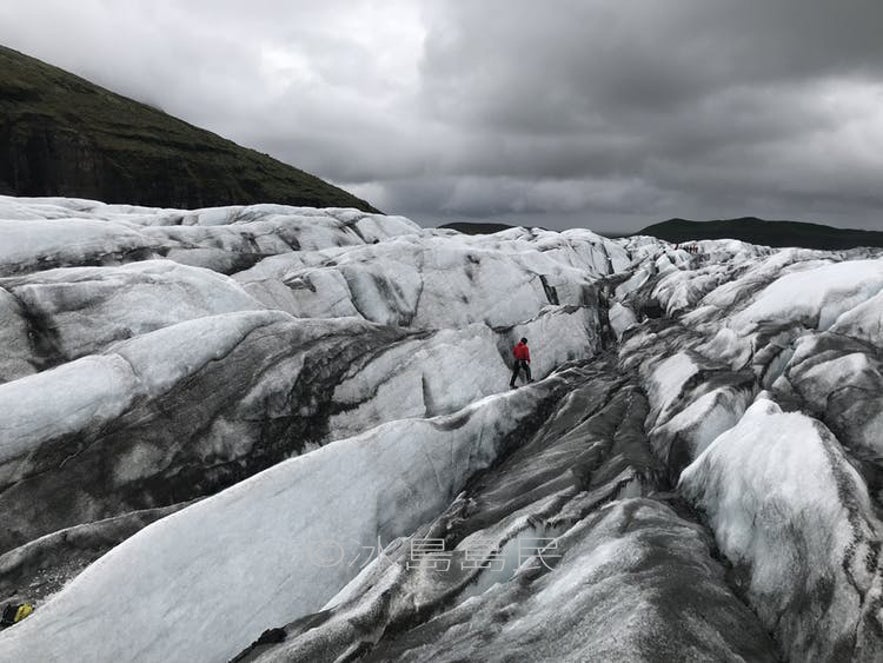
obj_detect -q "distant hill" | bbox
[637,217,883,250]
[0,45,379,212]
[438,221,518,235]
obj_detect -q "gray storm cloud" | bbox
[1,0,881,231]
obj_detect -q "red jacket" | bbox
[513,342,530,362]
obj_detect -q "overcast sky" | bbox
[2,0,882,232]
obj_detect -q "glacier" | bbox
[0,194,881,662]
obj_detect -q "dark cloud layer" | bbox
[1,1,882,231]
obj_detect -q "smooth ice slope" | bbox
[0,385,559,663]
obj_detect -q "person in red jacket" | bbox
[510,337,533,388]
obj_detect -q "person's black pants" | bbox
[510,360,532,386]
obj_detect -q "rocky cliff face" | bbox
[0,46,379,212]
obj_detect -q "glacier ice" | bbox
[0,196,882,662]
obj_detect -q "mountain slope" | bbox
[0,45,378,212]
[637,216,883,249]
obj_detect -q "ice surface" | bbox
[236,232,623,330]
[0,355,138,483]
[644,352,698,426]
[829,289,883,345]
[0,288,35,383]
[730,259,883,333]
[608,302,638,339]
[681,397,883,661]
[245,365,777,663]
[2,196,883,662]
[0,218,161,276]
[0,197,422,277]
[2,260,266,359]
[0,386,553,663]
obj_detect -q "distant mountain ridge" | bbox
[439,217,883,251]
[0,45,379,212]
[637,217,883,250]
[438,221,518,234]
